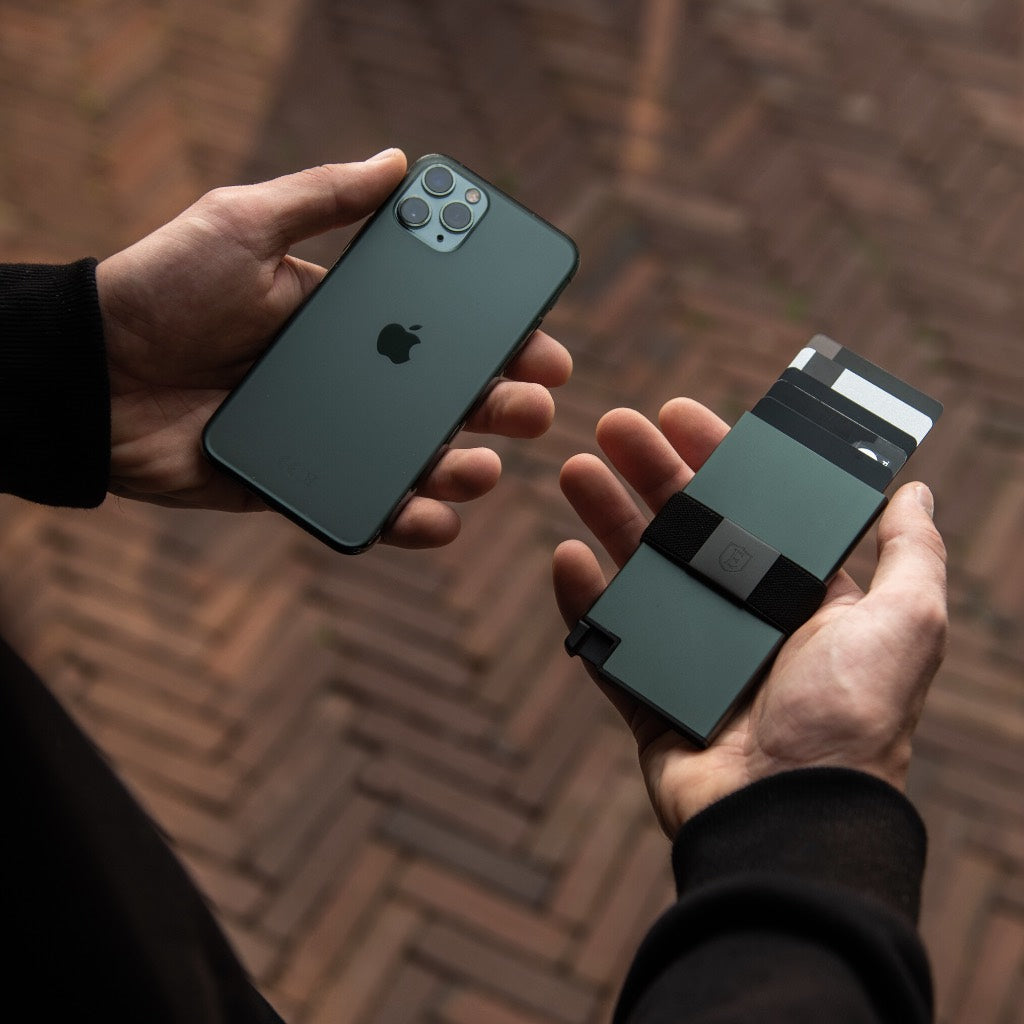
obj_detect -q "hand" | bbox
[553,397,948,836]
[96,149,572,548]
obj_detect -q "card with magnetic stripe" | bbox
[751,396,892,491]
[789,347,933,443]
[777,368,919,456]
[766,379,908,472]
[786,348,934,443]
[792,346,936,444]
[806,334,944,424]
[790,338,940,443]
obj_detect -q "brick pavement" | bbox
[1,1,1022,1021]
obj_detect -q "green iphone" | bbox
[203,154,578,553]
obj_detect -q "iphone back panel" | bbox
[202,154,578,553]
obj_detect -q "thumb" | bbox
[867,482,948,630]
[261,149,408,252]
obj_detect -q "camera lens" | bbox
[423,165,455,196]
[397,196,431,228]
[440,201,472,232]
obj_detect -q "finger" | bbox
[259,150,408,252]
[552,538,607,626]
[383,495,461,549]
[658,397,730,471]
[560,453,647,567]
[464,381,555,438]
[416,447,501,503]
[869,483,948,618]
[504,330,573,388]
[595,407,693,513]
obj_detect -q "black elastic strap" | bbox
[642,491,826,635]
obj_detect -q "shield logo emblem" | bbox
[719,543,751,573]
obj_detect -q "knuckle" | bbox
[191,185,252,234]
[307,162,340,183]
[300,164,344,209]
[196,184,239,213]
[911,591,949,649]
[479,382,513,428]
[919,518,948,565]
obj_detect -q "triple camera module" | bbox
[395,162,489,253]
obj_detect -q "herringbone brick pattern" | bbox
[1,1,1022,1021]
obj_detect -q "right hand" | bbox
[553,397,949,837]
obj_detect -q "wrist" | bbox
[94,254,136,390]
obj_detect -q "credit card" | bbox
[766,379,908,473]
[789,334,941,444]
[751,396,892,491]
[808,334,945,421]
[778,368,919,458]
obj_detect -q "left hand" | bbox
[553,398,947,836]
[97,149,572,548]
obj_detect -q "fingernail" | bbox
[368,147,399,162]
[914,483,935,519]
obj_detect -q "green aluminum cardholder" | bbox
[567,413,887,747]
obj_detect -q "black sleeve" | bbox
[0,260,110,506]
[614,768,933,1024]
[0,263,280,1020]
[1,637,283,1023]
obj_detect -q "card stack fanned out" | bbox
[566,335,943,747]
[755,334,941,489]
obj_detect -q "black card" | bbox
[791,335,941,444]
[751,396,892,491]
[767,379,908,473]
[813,336,945,425]
[778,368,918,458]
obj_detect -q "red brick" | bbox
[440,989,566,1024]
[273,840,400,1004]
[120,771,242,862]
[529,723,633,867]
[360,755,528,847]
[396,860,569,962]
[380,805,551,904]
[414,921,596,1024]
[178,848,265,921]
[260,794,381,940]
[919,849,1001,1019]
[572,826,672,984]
[235,699,358,873]
[950,910,1024,1024]
[350,707,512,789]
[88,718,238,807]
[219,917,282,987]
[363,962,443,1024]
[511,666,616,813]
[328,656,492,741]
[550,772,652,924]
[304,903,421,1024]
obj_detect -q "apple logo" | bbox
[376,323,422,364]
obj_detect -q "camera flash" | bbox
[465,188,481,204]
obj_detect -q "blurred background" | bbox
[1,1,1022,1021]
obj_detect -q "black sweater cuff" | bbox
[614,769,932,1024]
[672,767,927,921]
[0,259,110,507]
